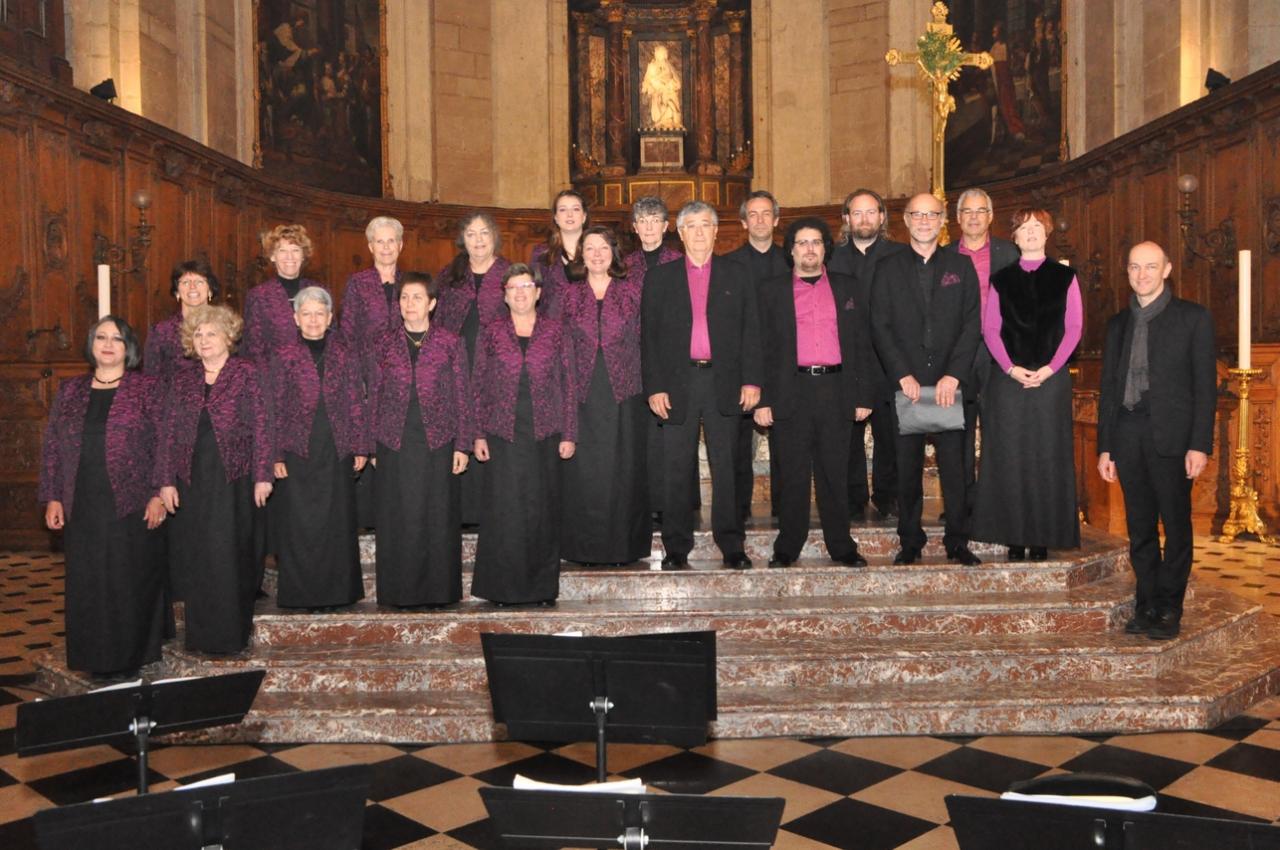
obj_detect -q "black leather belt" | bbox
[690,359,713,368]
[797,364,842,375]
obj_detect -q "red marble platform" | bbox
[31,524,1280,743]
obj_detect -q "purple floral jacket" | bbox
[528,244,568,320]
[624,245,683,284]
[560,275,643,404]
[39,372,161,519]
[155,356,273,486]
[338,266,401,383]
[473,316,577,443]
[242,276,326,363]
[368,325,475,453]
[267,333,369,461]
[433,257,511,336]
[143,312,185,386]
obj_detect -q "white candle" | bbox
[97,264,110,318]
[1239,250,1251,369]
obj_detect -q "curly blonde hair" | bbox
[181,304,243,357]
[261,223,314,260]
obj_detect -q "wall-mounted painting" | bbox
[254,0,387,197]
[944,0,1065,191]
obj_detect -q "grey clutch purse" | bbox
[894,387,965,435]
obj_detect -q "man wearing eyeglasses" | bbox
[870,193,983,566]
[828,188,906,522]
[642,201,763,570]
[942,188,1020,510]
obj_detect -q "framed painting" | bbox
[253,0,388,197]
[944,0,1066,190]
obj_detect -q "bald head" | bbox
[1127,241,1173,306]
[904,193,946,252]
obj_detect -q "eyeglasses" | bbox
[958,207,991,217]
[906,211,944,221]
[505,281,538,290]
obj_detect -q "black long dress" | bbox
[355,281,399,528]
[471,337,561,604]
[561,300,650,564]
[459,270,486,525]
[169,386,259,653]
[63,388,165,674]
[373,337,463,607]
[274,337,364,608]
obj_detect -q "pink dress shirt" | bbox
[983,258,1083,375]
[686,256,712,360]
[793,271,842,367]
[958,238,993,314]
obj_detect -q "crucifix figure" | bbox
[886,1,992,243]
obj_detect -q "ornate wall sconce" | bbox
[1053,216,1075,263]
[93,189,155,276]
[1176,174,1236,267]
[26,322,70,353]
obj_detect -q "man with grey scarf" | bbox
[1097,241,1216,640]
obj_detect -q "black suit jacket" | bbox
[641,254,763,424]
[1097,295,1216,458]
[828,237,907,398]
[757,269,874,418]
[870,246,982,391]
[725,241,790,285]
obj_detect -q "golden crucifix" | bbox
[886,2,992,242]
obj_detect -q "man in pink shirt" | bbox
[753,218,874,568]
[641,201,763,569]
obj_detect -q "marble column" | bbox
[602,0,628,176]
[727,11,745,159]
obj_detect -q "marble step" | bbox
[173,614,1280,743]
[154,586,1263,694]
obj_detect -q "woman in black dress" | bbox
[368,273,473,608]
[268,287,368,609]
[471,264,577,605]
[560,227,650,564]
[157,305,273,654]
[144,260,219,386]
[39,317,167,676]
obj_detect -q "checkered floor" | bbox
[1,540,1278,850]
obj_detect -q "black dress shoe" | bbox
[835,551,868,568]
[723,553,753,569]
[849,504,867,522]
[1029,546,1048,561]
[947,547,982,566]
[1124,607,1156,634]
[872,500,897,518]
[661,554,689,570]
[893,547,921,565]
[1147,610,1181,641]
[1007,546,1026,561]
[768,554,794,568]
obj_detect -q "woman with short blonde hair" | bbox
[243,223,327,363]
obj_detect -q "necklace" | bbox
[93,373,122,385]
[405,327,427,348]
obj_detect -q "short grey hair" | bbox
[739,189,779,221]
[294,286,333,312]
[955,188,993,218]
[631,195,669,222]
[676,200,719,229]
[365,216,404,242]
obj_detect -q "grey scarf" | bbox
[1123,286,1173,409]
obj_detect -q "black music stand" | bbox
[17,670,265,794]
[480,631,716,782]
[34,763,371,850]
[946,794,1280,850]
[480,787,784,850]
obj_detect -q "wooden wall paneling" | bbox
[0,122,32,359]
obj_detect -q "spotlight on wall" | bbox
[1205,68,1231,92]
[90,79,117,102]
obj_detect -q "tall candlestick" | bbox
[97,264,110,319]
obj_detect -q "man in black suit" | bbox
[828,188,905,521]
[642,201,762,569]
[870,192,983,566]
[941,187,1020,512]
[1098,241,1216,640]
[725,190,789,521]
[754,217,873,568]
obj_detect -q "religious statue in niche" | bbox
[641,44,684,130]
[254,0,386,197]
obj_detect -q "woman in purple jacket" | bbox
[242,224,327,363]
[471,264,577,605]
[435,211,511,526]
[368,273,473,608]
[144,260,219,386]
[268,287,369,610]
[529,189,589,320]
[156,305,274,654]
[40,317,167,675]
[560,227,650,564]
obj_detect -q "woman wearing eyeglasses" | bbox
[470,264,576,605]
